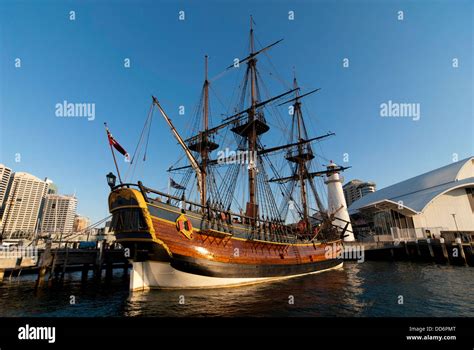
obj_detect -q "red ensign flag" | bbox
[106,128,128,156]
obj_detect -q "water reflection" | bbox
[0,262,472,317]
[123,262,474,317]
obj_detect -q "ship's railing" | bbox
[111,183,140,191]
[139,182,306,243]
[110,182,330,244]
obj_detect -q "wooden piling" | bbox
[48,252,57,284]
[35,241,52,289]
[440,238,449,261]
[457,241,468,266]
[36,266,48,288]
[105,261,113,281]
[446,239,468,266]
[415,241,422,257]
[94,241,105,281]
[427,239,435,258]
[81,263,89,282]
[466,243,474,266]
[60,246,69,282]
[123,262,129,278]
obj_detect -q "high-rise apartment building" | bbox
[0,172,49,236]
[0,164,12,212]
[343,179,376,207]
[39,194,78,234]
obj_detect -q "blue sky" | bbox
[1,0,472,224]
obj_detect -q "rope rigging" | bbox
[116,20,345,244]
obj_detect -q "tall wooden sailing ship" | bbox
[107,18,352,290]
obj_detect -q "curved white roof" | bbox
[349,157,474,214]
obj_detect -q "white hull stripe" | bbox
[130,261,344,291]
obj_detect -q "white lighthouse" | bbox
[325,161,355,242]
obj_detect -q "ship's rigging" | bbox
[104,17,355,292]
[127,16,345,234]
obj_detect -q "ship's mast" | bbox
[168,20,315,221]
[268,78,334,222]
[158,20,344,228]
[293,75,309,223]
[178,56,219,209]
[201,55,210,208]
[247,16,258,219]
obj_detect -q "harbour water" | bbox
[0,261,472,317]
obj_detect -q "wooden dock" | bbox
[1,232,471,287]
[346,234,473,266]
[0,241,129,287]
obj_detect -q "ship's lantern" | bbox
[106,172,117,189]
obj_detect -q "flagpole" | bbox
[110,143,123,184]
[104,122,123,184]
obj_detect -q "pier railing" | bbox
[391,227,447,241]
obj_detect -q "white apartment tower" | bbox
[343,179,376,207]
[0,164,12,212]
[40,194,78,234]
[0,172,49,236]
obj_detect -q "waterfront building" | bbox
[45,178,58,194]
[349,157,474,240]
[39,194,78,234]
[0,172,49,237]
[343,179,376,207]
[0,164,12,214]
[73,215,90,233]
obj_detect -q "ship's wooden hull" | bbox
[109,187,344,290]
